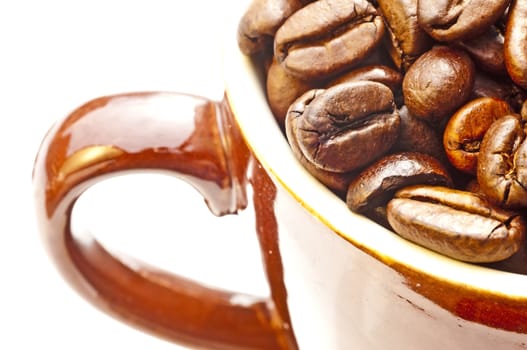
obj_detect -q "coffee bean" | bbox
[274,0,385,80]
[443,97,512,175]
[237,0,304,55]
[477,114,527,209]
[285,81,399,173]
[456,25,507,77]
[377,0,433,71]
[471,70,527,111]
[285,89,357,195]
[346,152,452,214]
[387,185,526,262]
[392,106,446,161]
[505,0,527,89]
[403,46,475,124]
[417,0,510,42]
[267,57,321,128]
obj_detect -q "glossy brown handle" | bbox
[33,92,285,350]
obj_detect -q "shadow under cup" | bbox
[32,3,527,350]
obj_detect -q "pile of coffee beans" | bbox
[237,0,527,269]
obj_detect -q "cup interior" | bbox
[222,0,527,300]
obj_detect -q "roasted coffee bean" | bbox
[477,114,527,209]
[285,89,357,195]
[327,65,403,103]
[267,58,321,128]
[402,46,475,124]
[285,81,399,173]
[392,106,446,161]
[456,25,507,77]
[386,185,526,262]
[237,0,304,55]
[346,152,452,214]
[443,97,512,175]
[377,0,433,71]
[471,70,527,111]
[274,0,385,80]
[505,0,527,89]
[417,0,511,42]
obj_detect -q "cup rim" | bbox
[222,1,527,302]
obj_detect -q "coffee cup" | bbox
[32,1,527,349]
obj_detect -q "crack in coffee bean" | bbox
[327,111,393,130]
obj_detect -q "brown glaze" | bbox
[32,91,296,350]
[395,261,527,333]
[250,158,298,350]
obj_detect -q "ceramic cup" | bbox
[33,1,527,349]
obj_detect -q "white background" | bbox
[0,1,269,349]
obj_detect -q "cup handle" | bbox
[33,91,287,350]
